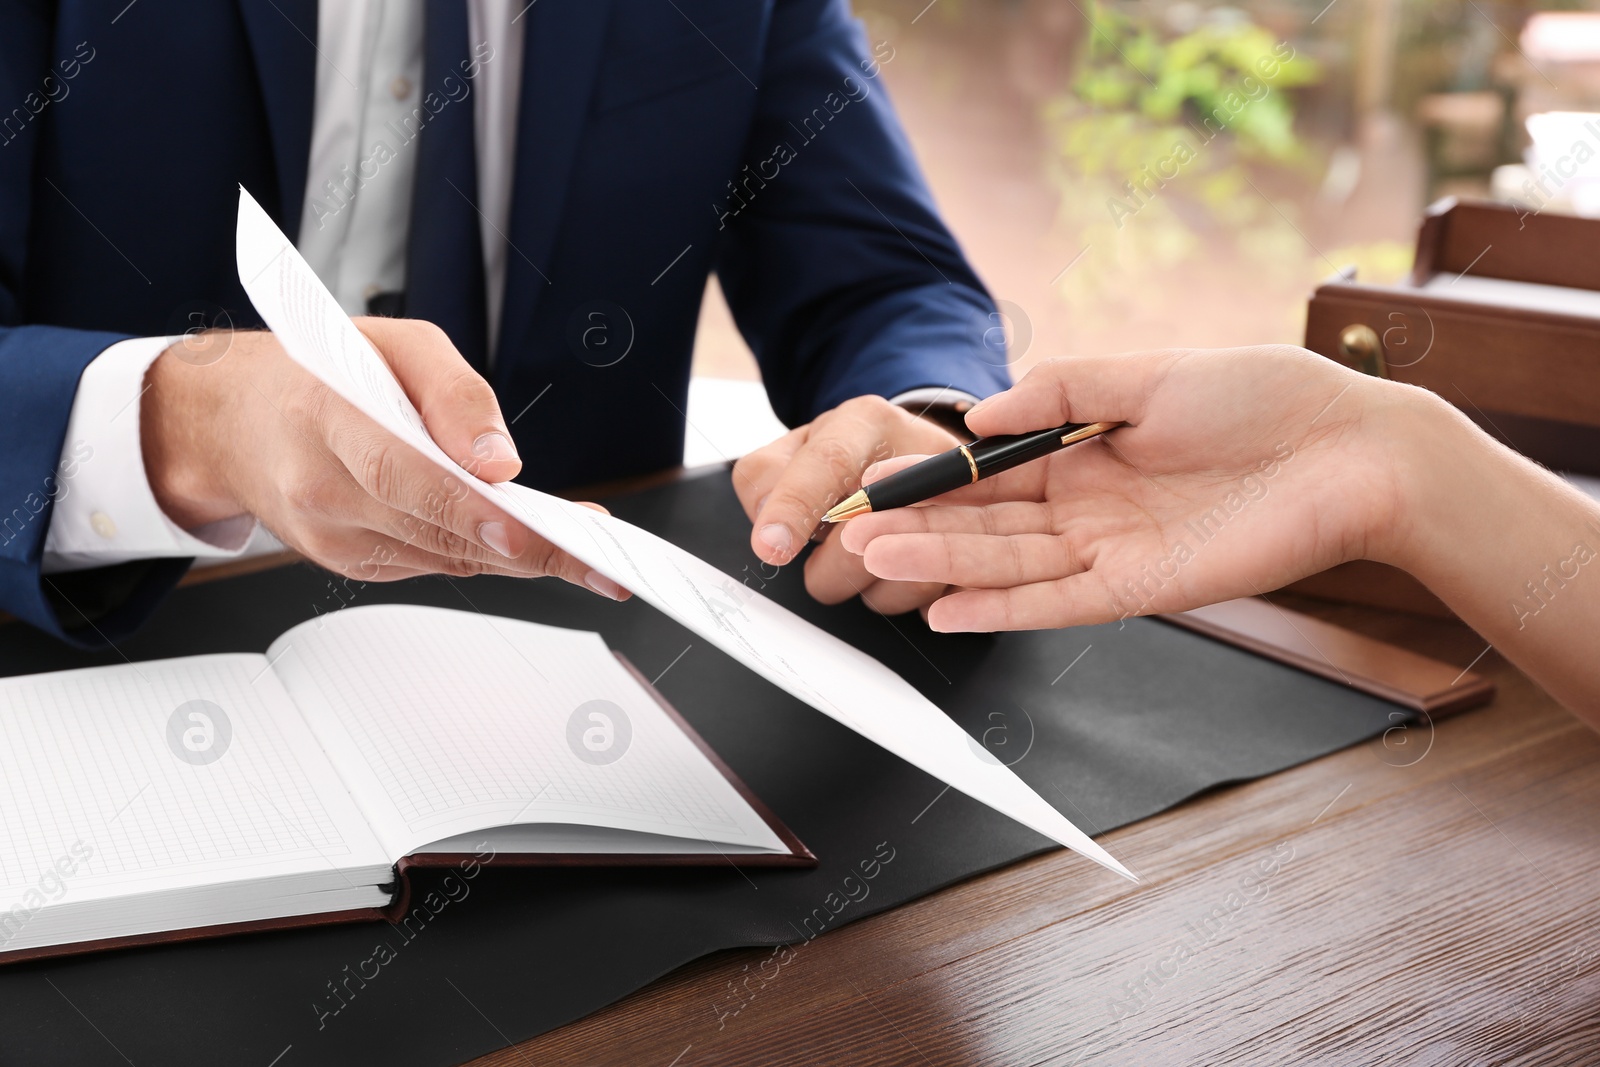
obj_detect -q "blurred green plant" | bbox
[1047,3,1324,325]
[1070,7,1319,161]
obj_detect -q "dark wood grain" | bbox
[465,603,1600,1067]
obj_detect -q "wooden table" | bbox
[466,600,1600,1066]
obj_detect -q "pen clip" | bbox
[1060,421,1122,446]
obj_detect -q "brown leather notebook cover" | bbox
[1161,597,1494,718]
[0,652,813,968]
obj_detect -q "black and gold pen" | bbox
[822,420,1122,523]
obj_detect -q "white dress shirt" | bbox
[43,0,524,574]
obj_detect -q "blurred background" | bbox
[684,0,1600,459]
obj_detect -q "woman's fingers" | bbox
[964,351,1189,437]
[861,531,1086,589]
[855,576,951,616]
[840,500,1056,554]
[925,573,1118,632]
[804,529,950,614]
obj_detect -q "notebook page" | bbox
[266,605,788,859]
[235,187,1132,881]
[0,656,390,922]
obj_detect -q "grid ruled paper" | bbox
[0,655,386,898]
[267,605,786,859]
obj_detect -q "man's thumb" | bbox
[357,317,522,483]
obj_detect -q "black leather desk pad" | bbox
[0,468,1402,1066]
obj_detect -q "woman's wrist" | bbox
[1363,380,1498,578]
[1366,377,1589,615]
[1356,375,1600,718]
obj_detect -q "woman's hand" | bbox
[839,346,1409,632]
[841,343,1600,727]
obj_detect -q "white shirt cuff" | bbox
[42,337,259,575]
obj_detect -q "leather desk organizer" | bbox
[1291,197,1600,619]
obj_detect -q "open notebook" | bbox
[0,605,810,963]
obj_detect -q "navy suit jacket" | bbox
[0,0,1008,645]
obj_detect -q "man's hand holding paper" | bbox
[141,317,625,597]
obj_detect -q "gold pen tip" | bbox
[823,489,872,523]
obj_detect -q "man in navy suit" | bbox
[0,0,1009,646]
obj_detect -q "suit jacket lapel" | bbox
[235,0,318,241]
[496,0,613,369]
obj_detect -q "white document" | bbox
[234,187,1134,881]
